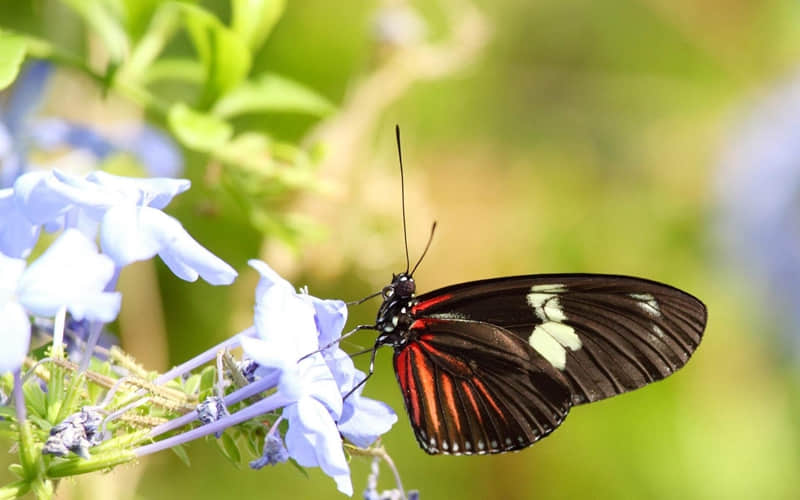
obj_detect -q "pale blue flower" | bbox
[241,260,352,495]
[11,169,236,284]
[0,187,40,258]
[327,349,397,448]
[0,229,121,373]
[0,61,51,187]
[250,431,289,468]
[716,69,800,355]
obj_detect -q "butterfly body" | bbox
[373,272,707,455]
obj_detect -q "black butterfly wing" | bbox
[393,317,572,455]
[411,274,707,405]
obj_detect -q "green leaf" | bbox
[7,463,24,479]
[171,444,191,467]
[0,31,26,91]
[198,365,217,396]
[22,380,47,420]
[183,374,201,396]
[60,0,130,63]
[212,73,334,118]
[231,0,286,51]
[143,58,204,85]
[176,3,251,106]
[288,458,309,478]
[220,432,242,467]
[168,102,233,152]
[120,0,165,40]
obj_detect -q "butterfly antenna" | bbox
[410,221,437,277]
[396,125,411,274]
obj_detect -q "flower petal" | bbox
[120,126,183,179]
[13,171,76,225]
[29,119,116,158]
[17,229,119,321]
[309,297,347,350]
[285,400,353,496]
[0,252,26,297]
[0,188,40,258]
[249,259,295,297]
[0,300,31,373]
[100,205,163,265]
[339,392,398,448]
[86,171,189,209]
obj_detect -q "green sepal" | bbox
[46,450,136,478]
[56,373,87,423]
[18,421,41,479]
[0,480,31,500]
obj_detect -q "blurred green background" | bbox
[4,0,800,498]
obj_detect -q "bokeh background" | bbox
[3,0,800,498]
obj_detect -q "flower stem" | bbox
[136,392,290,457]
[153,327,255,385]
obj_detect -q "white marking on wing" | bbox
[630,293,661,317]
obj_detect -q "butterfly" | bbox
[350,127,707,455]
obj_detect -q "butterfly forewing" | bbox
[393,318,572,455]
[411,274,707,405]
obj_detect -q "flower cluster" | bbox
[1,63,404,500]
[1,168,402,496]
[240,261,398,495]
[0,169,237,375]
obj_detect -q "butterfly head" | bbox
[384,272,416,299]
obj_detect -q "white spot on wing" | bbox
[630,293,661,317]
[529,328,567,370]
[527,291,566,321]
[529,321,581,370]
[539,321,581,350]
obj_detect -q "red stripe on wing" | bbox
[411,293,452,315]
[439,374,462,435]
[472,377,506,423]
[413,345,441,436]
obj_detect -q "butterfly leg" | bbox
[342,338,383,401]
[298,324,377,362]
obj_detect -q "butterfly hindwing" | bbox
[412,274,707,405]
[393,318,572,455]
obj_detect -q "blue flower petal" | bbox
[29,119,116,158]
[284,400,353,496]
[310,298,347,350]
[86,171,190,209]
[121,126,183,178]
[0,188,40,258]
[1,61,51,134]
[339,391,398,448]
[17,229,120,321]
[0,300,31,374]
[100,206,236,285]
[99,205,164,265]
[250,431,289,469]
[13,171,77,225]
[249,259,296,297]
